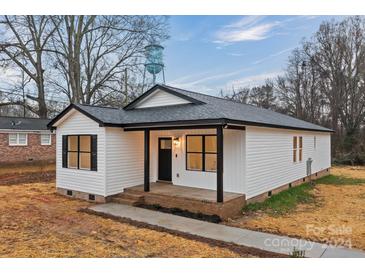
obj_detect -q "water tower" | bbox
[143,43,165,87]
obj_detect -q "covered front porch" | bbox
[112,182,246,220]
[123,122,246,205]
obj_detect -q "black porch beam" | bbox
[124,124,221,132]
[225,125,246,131]
[216,125,224,203]
[144,129,150,192]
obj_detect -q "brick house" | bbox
[0,116,56,165]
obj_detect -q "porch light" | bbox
[173,137,180,146]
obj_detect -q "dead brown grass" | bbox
[0,163,55,176]
[0,181,256,258]
[226,166,365,250]
[331,165,365,179]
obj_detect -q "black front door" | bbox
[158,138,172,181]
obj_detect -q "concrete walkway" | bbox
[89,203,365,258]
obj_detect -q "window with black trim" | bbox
[62,135,97,171]
[186,135,217,172]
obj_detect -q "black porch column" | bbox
[216,125,224,203]
[144,129,150,192]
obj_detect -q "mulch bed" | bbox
[0,171,55,185]
[81,208,287,258]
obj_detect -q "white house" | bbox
[48,84,332,218]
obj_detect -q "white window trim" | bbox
[40,134,52,146]
[9,133,28,146]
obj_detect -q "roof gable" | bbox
[134,88,191,108]
[124,85,204,110]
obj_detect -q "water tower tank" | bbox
[144,44,165,85]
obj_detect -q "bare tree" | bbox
[48,15,168,106]
[222,86,251,104]
[304,17,365,156]
[0,16,58,118]
[249,80,277,110]
[276,49,323,123]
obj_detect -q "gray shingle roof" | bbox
[0,116,51,131]
[52,84,333,132]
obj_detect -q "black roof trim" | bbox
[47,104,105,129]
[123,84,205,110]
[122,118,228,129]
[121,118,333,133]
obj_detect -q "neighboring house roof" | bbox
[49,84,333,133]
[0,116,51,131]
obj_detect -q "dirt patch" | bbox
[225,167,365,251]
[0,171,55,185]
[138,204,222,223]
[0,163,55,176]
[331,165,365,179]
[0,181,263,258]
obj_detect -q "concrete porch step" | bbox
[110,192,144,206]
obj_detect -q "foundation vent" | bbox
[89,194,95,201]
[67,190,73,196]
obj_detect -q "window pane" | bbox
[41,134,51,145]
[80,136,91,152]
[299,149,302,162]
[293,136,297,149]
[205,136,217,153]
[68,152,78,168]
[9,134,17,145]
[160,139,172,149]
[79,152,91,170]
[187,136,202,152]
[187,153,203,171]
[293,150,297,162]
[205,153,217,172]
[299,136,303,148]
[18,133,27,145]
[68,136,78,151]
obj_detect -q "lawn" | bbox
[0,165,261,258]
[226,166,365,250]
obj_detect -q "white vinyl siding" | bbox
[104,128,144,196]
[149,128,245,194]
[245,126,331,199]
[56,110,106,196]
[9,133,27,146]
[135,89,191,108]
[41,134,51,145]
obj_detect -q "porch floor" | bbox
[126,182,243,203]
[119,182,246,220]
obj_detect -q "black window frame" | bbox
[63,134,97,171]
[186,134,217,173]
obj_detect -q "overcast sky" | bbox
[163,15,343,95]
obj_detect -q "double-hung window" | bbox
[62,135,97,171]
[40,134,52,145]
[186,135,217,172]
[9,133,27,146]
[293,136,303,162]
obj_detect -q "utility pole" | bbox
[124,68,128,104]
[21,70,26,117]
